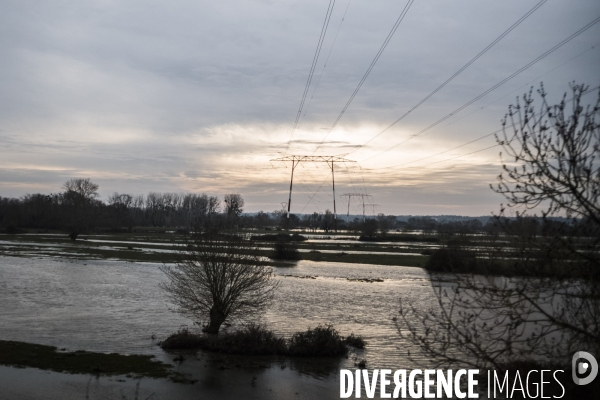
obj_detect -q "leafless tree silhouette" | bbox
[224,193,244,223]
[398,84,600,387]
[61,178,100,240]
[160,227,278,334]
[494,83,599,225]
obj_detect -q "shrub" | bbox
[160,328,206,350]
[204,324,287,355]
[160,325,287,355]
[288,325,348,357]
[271,239,301,260]
[161,324,359,357]
[344,334,366,349]
[424,246,478,273]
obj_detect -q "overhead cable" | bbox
[312,0,415,153]
[360,14,600,162]
[347,0,548,156]
[285,0,336,153]
[296,0,354,130]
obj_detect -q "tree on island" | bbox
[397,83,600,394]
[160,225,278,334]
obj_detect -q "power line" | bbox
[360,14,600,162]
[421,42,600,136]
[390,130,500,168]
[414,144,500,168]
[285,0,336,153]
[299,173,334,214]
[295,0,354,131]
[312,0,415,153]
[346,0,547,156]
[342,161,361,195]
[375,84,600,170]
[372,49,600,170]
[370,84,600,171]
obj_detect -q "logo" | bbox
[572,351,598,385]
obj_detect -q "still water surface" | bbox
[0,255,446,398]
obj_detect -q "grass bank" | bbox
[0,340,193,383]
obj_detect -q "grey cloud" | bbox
[1,0,599,214]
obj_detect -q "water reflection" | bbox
[0,255,440,376]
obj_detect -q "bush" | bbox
[424,245,531,277]
[160,328,206,350]
[344,333,366,349]
[204,324,287,355]
[161,324,357,357]
[424,246,478,273]
[288,325,348,357]
[271,239,301,260]
[160,325,287,355]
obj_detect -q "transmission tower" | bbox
[365,203,380,216]
[270,154,356,231]
[340,193,372,222]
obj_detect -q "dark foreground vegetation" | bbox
[399,84,600,400]
[160,325,364,357]
[0,340,192,383]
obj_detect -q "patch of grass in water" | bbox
[0,340,193,383]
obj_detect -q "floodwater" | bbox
[0,254,445,399]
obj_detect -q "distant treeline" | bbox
[0,190,489,235]
[0,179,592,239]
[0,189,240,238]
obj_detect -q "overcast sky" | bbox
[1,0,599,216]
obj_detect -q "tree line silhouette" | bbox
[0,178,593,241]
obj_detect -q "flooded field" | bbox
[0,232,433,267]
[1,231,589,399]
[0,255,439,368]
[0,232,447,399]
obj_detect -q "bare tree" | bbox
[61,178,100,240]
[494,82,599,225]
[108,192,134,231]
[224,194,244,222]
[494,82,600,274]
[160,227,278,334]
[321,209,335,232]
[398,84,600,391]
[63,178,99,199]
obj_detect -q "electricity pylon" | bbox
[365,203,380,216]
[270,154,355,231]
[340,193,372,222]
